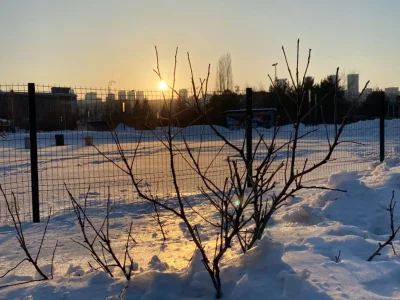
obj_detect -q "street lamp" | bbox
[272,63,278,82]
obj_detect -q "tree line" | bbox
[106,75,389,130]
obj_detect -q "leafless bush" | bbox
[89,41,369,298]
[65,185,138,280]
[368,190,399,261]
[0,185,58,289]
[176,40,369,252]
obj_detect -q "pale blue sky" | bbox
[0,0,399,91]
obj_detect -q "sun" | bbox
[158,80,168,91]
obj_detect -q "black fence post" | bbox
[246,88,253,187]
[379,91,385,163]
[28,83,40,223]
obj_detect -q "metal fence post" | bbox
[28,83,40,223]
[246,88,253,187]
[379,91,385,163]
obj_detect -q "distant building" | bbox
[127,90,135,101]
[385,87,399,99]
[385,87,399,104]
[118,90,127,101]
[136,91,145,101]
[85,92,97,101]
[107,93,116,101]
[51,87,72,94]
[0,87,77,130]
[347,74,359,98]
[179,89,188,100]
[364,88,373,95]
[80,92,103,120]
[361,88,373,101]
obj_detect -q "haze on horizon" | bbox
[0,0,399,91]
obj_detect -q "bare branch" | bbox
[368,191,400,261]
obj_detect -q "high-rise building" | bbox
[82,92,102,120]
[347,74,359,98]
[385,87,399,102]
[385,87,399,95]
[179,89,188,100]
[85,92,97,101]
[127,90,135,101]
[118,90,127,101]
[136,91,145,101]
[364,88,373,95]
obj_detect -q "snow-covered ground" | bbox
[1,120,400,299]
[0,119,387,222]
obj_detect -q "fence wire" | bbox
[0,84,387,224]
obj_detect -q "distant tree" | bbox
[357,89,386,119]
[141,99,151,115]
[314,76,345,98]
[124,98,142,128]
[141,99,156,129]
[174,98,193,127]
[268,79,295,94]
[102,99,122,128]
[216,53,233,92]
[158,103,169,127]
[123,98,156,129]
[303,77,315,91]
[314,76,349,124]
[206,90,241,126]
[133,99,142,112]
[266,75,349,125]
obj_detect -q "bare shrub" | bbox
[89,40,369,298]
[66,186,138,280]
[0,185,58,289]
[368,190,399,261]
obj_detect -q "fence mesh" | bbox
[0,84,32,222]
[0,84,388,224]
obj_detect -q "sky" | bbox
[0,0,399,92]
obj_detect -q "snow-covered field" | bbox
[1,120,400,299]
[0,120,384,222]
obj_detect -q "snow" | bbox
[2,120,400,299]
[0,119,385,222]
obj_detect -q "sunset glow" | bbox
[158,80,168,91]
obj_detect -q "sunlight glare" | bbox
[158,80,168,91]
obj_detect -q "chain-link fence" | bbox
[0,84,389,223]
